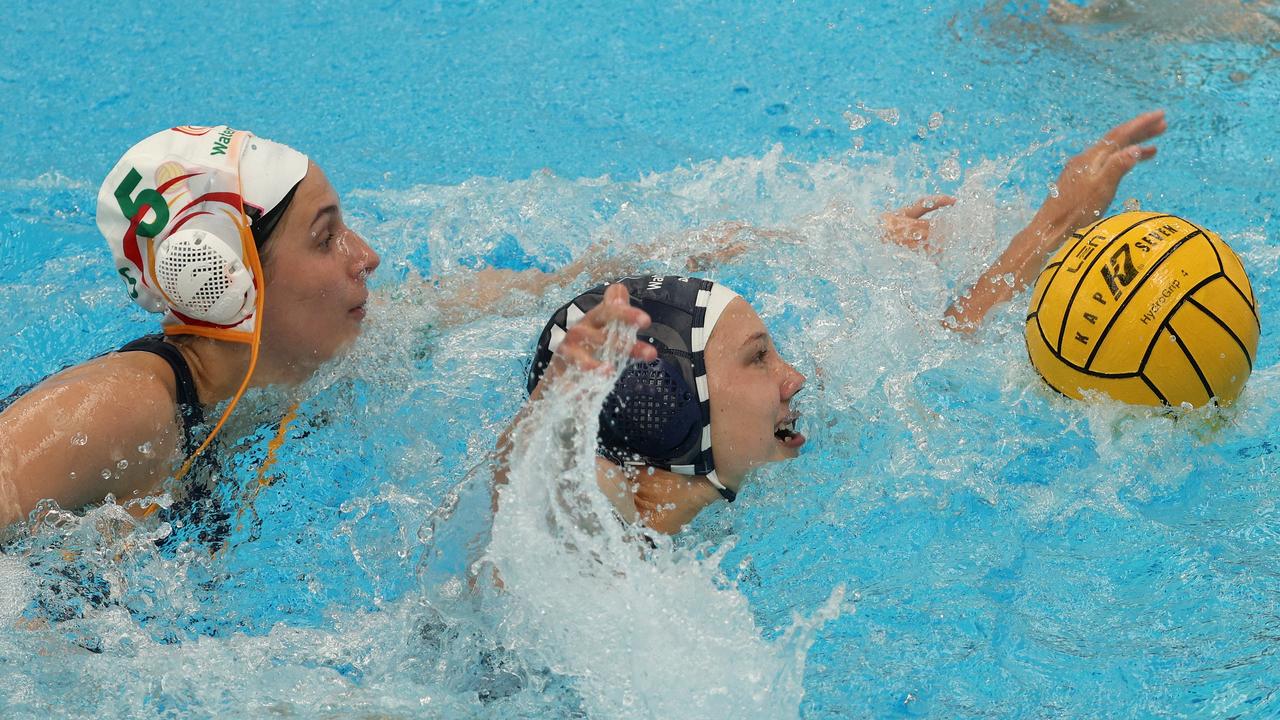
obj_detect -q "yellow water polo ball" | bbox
[1025,211,1259,407]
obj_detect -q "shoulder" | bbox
[0,350,187,524]
[38,351,180,421]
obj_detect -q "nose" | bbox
[779,361,805,401]
[343,229,380,280]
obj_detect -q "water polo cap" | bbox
[528,275,741,502]
[96,125,308,338]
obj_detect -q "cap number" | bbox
[114,168,169,238]
[118,267,139,299]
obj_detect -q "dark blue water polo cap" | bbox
[527,275,740,501]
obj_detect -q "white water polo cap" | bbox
[528,275,741,501]
[96,125,308,338]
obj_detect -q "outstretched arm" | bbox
[424,225,754,327]
[945,110,1167,331]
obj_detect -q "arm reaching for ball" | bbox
[945,110,1167,331]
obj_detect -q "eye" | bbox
[753,347,769,364]
[317,225,337,250]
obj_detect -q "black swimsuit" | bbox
[119,336,230,547]
[118,335,207,451]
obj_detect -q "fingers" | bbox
[1101,110,1167,148]
[585,283,650,331]
[1103,143,1157,180]
[882,214,935,252]
[899,194,957,220]
[558,284,657,373]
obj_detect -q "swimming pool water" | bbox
[2,1,1279,717]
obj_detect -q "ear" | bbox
[597,357,701,460]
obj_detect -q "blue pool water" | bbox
[2,1,1279,717]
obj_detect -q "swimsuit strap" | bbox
[118,335,206,453]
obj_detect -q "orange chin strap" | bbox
[168,202,266,483]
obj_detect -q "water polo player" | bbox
[514,276,805,535]
[0,126,380,529]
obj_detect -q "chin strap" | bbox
[706,468,735,503]
[142,189,277,520]
[169,214,265,484]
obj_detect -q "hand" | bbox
[543,283,657,383]
[881,195,956,253]
[1034,110,1166,242]
[944,110,1166,331]
[684,221,753,272]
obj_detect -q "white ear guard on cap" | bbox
[154,228,256,325]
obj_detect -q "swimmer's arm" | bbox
[945,110,1167,331]
[422,223,766,326]
[0,357,183,527]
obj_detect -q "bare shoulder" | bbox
[45,351,179,412]
[0,351,186,525]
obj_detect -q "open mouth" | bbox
[774,411,806,449]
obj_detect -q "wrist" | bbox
[1029,205,1083,252]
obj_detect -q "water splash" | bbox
[485,318,842,718]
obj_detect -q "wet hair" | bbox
[245,181,302,252]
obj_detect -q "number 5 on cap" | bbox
[114,168,169,238]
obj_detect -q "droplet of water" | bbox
[117,459,129,471]
[1047,182,1060,198]
[101,469,112,480]
[916,126,928,139]
[872,107,900,126]
[939,156,961,181]
[1123,197,1141,212]
[137,441,154,456]
[927,112,943,130]
[71,432,88,446]
[843,111,869,131]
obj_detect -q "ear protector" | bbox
[153,227,255,325]
[597,346,701,463]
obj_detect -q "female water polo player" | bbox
[511,276,804,535]
[0,126,380,530]
[504,111,1167,535]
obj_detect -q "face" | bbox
[704,297,806,489]
[257,163,380,380]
